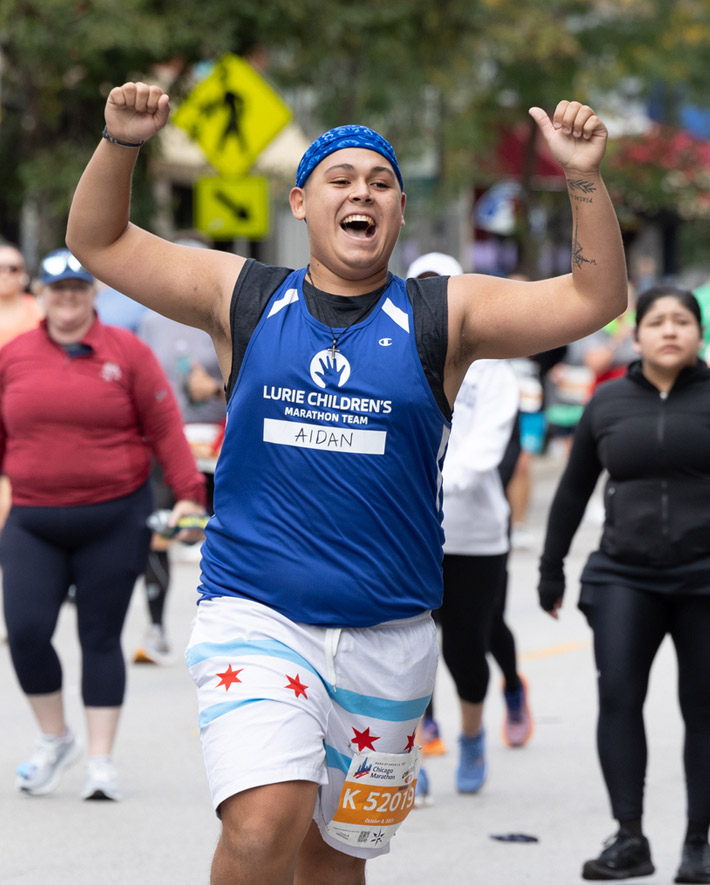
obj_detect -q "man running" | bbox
[67,82,627,885]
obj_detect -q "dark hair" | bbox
[635,284,702,330]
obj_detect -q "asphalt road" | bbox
[0,453,690,884]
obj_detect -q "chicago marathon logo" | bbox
[309,350,351,389]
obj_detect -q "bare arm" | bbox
[445,101,627,403]
[66,82,242,370]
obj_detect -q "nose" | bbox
[350,179,373,202]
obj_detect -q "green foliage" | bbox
[0,0,276,254]
[3,0,710,257]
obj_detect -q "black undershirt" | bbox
[227,259,451,419]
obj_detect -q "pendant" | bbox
[329,340,339,361]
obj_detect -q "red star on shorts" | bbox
[285,673,308,699]
[351,726,380,752]
[215,664,243,691]
[404,729,417,752]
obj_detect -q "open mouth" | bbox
[341,214,376,238]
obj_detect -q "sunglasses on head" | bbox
[41,253,87,277]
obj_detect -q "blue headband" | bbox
[295,124,403,190]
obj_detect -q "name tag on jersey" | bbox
[263,418,387,454]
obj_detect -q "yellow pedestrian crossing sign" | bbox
[194,177,269,241]
[174,54,292,177]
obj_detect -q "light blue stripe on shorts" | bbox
[187,638,319,676]
[188,638,430,731]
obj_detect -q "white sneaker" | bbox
[81,756,120,801]
[16,729,82,795]
[133,625,174,666]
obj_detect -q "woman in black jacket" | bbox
[538,285,710,883]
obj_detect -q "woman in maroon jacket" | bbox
[0,249,207,802]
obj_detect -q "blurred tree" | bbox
[2,0,710,270]
[0,0,297,263]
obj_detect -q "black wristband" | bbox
[101,125,144,148]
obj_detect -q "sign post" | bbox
[174,54,292,240]
[194,177,269,240]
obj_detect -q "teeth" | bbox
[342,215,375,228]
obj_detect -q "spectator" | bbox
[1,249,206,801]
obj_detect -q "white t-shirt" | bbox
[442,359,519,555]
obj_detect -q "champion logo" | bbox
[309,350,351,389]
[378,337,393,347]
[100,361,122,382]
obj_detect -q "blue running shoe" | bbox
[414,766,430,807]
[457,731,486,793]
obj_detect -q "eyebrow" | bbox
[323,162,395,178]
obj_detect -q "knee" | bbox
[597,676,646,717]
[216,818,295,883]
[78,623,123,656]
[447,656,489,703]
[216,783,317,873]
[218,817,277,866]
[7,616,53,659]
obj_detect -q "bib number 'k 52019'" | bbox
[326,749,421,849]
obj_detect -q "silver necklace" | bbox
[305,265,390,360]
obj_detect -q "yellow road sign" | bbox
[194,177,269,241]
[174,54,292,177]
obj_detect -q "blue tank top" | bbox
[198,268,451,627]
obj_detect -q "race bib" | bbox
[326,749,421,850]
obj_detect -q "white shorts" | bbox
[186,596,438,858]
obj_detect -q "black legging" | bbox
[489,558,519,691]
[1,483,152,707]
[585,582,710,827]
[437,552,517,705]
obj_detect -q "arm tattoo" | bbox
[567,178,597,195]
[568,179,598,269]
[572,224,597,269]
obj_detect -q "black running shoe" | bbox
[675,837,710,884]
[582,831,655,880]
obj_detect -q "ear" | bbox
[632,336,641,355]
[289,187,306,221]
[400,191,406,228]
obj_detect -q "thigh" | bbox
[670,595,710,705]
[1,507,71,638]
[440,554,506,653]
[585,583,668,700]
[73,487,152,638]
